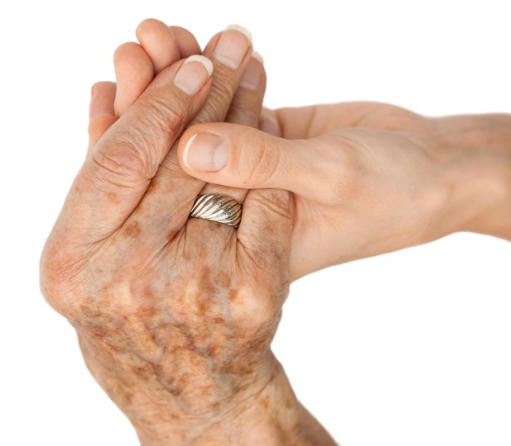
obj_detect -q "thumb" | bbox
[177,122,318,198]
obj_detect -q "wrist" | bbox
[136,356,334,446]
[428,114,511,238]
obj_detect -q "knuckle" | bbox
[91,139,149,189]
[113,41,139,63]
[231,287,281,337]
[246,302,276,334]
[90,94,188,188]
[136,91,188,143]
[141,90,187,131]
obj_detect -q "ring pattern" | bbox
[189,194,242,228]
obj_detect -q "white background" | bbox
[1,0,510,445]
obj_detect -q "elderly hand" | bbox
[41,22,334,445]
[176,102,511,279]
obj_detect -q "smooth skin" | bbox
[42,21,335,446]
[177,103,511,279]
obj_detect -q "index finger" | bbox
[54,55,214,245]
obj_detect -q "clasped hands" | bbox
[40,20,511,446]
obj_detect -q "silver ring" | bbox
[189,194,242,228]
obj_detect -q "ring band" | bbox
[189,194,242,228]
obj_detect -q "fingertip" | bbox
[239,53,266,91]
[113,41,144,65]
[135,17,163,38]
[252,51,264,64]
[212,26,253,69]
[177,122,286,191]
[136,18,181,72]
[169,26,201,57]
[226,24,252,42]
[113,41,154,115]
[173,55,214,96]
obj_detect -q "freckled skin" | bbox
[42,191,296,442]
[124,221,142,238]
[40,23,338,445]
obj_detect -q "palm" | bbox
[280,102,440,278]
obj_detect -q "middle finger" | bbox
[128,26,254,248]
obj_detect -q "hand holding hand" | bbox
[177,102,511,279]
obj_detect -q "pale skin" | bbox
[178,105,511,280]
[40,18,511,446]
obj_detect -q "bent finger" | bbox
[130,26,254,249]
[113,42,154,115]
[136,18,181,73]
[59,55,214,243]
[169,26,201,57]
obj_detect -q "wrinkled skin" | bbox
[55,194,291,434]
[40,23,313,445]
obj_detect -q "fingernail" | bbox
[213,25,252,69]
[240,53,264,90]
[174,55,213,95]
[252,51,263,64]
[183,133,229,172]
[260,112,280,136]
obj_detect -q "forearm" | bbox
[430,113,511,239]
[136,358,336,446]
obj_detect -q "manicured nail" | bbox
[183,133,229,171]
[174,55,213,95]
[240,54,264,90]
[213,25,252,69]
[252,51,264,63]
[226,24,252,41]
[260,112,280,136]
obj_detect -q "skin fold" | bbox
[40,18,510,446]
[41,20,335,445]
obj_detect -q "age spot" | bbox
[229,289,239,301]
[136,306,156,319]
[107,192,120,204]
[124,221,141,238]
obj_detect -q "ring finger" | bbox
[193,52,266,202]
